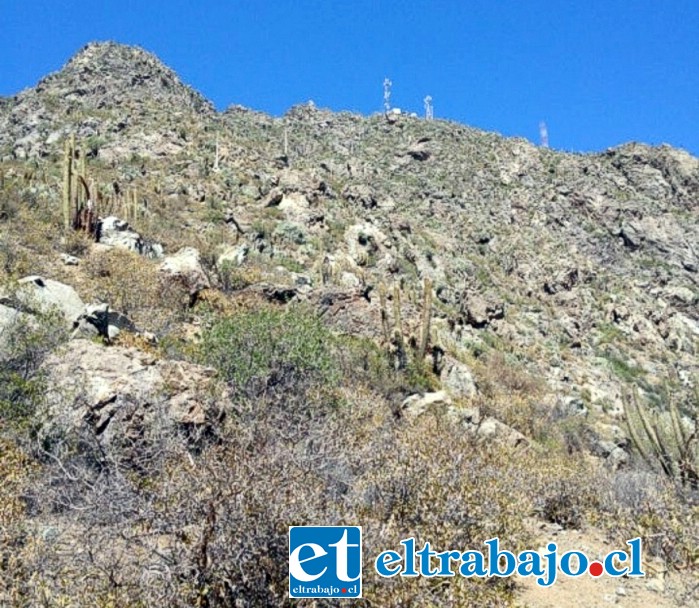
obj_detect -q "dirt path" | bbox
[514,522,691,607]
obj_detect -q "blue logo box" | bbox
[289,526,362,598]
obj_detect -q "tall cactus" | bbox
[131,188,139,223]
[62,138,74,230]
[62,136,100,236]
[378,283,391,345]
[392,284,407,370]
[625,388,698,489]
[418,277,433,360]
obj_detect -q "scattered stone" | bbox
[60,253,80,266]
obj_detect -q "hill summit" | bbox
[0,41,213,160]
[37,41,213,113]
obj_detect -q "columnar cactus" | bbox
[391,284,407,369]
[62,138,73,230]
[625,388,698,489]
[424,96,433,121]
[383,78,392,114]
[378,283,391,345]
[418,277,433,359]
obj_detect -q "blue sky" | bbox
[2,1,698,155]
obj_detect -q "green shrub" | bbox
[0,307,67,430]
[199,306,338,397]
[217,260,256,293]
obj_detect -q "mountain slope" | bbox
[0,42,697,607]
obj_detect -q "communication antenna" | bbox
[424,95,433,120]
[383,78,392,113]
[539,121,549,148]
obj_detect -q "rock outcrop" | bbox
[39,339,227,444]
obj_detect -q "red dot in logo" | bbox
[342,588,347,594]
[589,561,604,577]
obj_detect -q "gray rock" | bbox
[72,303,137,341]
[401,391,452,418]
[607,447,629,470]
[475,416,529,448]
[342,183,377,209]
[99,216,143,253]
[39,339,228,445]
[279,192,311,217]
[159,247,210,296]
[217,244,249,268]
[15,276,85,327]
[440,357,477,398]
[60,253,80,266]
[645,577,665,594]
[99,216,162,258]
[464,296,504,328]
[663,285,696,306]
[339,271,361,288]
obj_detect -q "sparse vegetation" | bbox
[0,41,697,606]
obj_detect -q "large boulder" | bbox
[440,357,477,399]
[15,276,85,327]
[39,339,228,444]
[159,247,210,300]
[10,276,137,341]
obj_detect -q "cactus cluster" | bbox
[624,387,698,490]
[62,135,97,235]
[379,278,433,370]
[62,136,142,236]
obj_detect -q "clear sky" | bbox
[1,1,698,155]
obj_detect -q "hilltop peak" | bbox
[0,41,216,160]
[63,41,162,67]
[33,41,214,115]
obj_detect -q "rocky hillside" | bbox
[0,42,697,607]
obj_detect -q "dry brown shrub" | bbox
[82,247,189,335]
[475,351,545,399]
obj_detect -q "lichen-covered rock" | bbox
[39,339,228,444]
[15,276,85,327]
[159,247,210,297]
